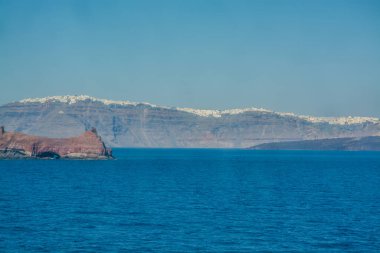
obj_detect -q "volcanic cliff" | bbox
[0,126,113,159]
[1,95,379,148]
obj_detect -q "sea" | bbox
[0,149,379,252]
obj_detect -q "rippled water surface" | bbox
[1,149,380,252]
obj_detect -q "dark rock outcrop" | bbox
[250,136,380,151]
[0,127,113,159]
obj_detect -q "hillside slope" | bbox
[250,136,380,151]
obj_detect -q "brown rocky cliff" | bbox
[0,127,113,159]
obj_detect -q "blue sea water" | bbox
[0,149,380,252]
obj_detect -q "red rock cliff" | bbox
[0,127,113,159]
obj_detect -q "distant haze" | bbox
[1,0,379,117]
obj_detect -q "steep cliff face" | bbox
[0,127,113,159]
[0,96,379,148]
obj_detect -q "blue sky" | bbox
[0,0,379,116]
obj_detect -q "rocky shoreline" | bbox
[0,126,113,160]
[249,136,380,151]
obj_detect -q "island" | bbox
[0,126,113,159]
[249,136,380,151]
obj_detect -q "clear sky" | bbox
[0,0,379,117]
